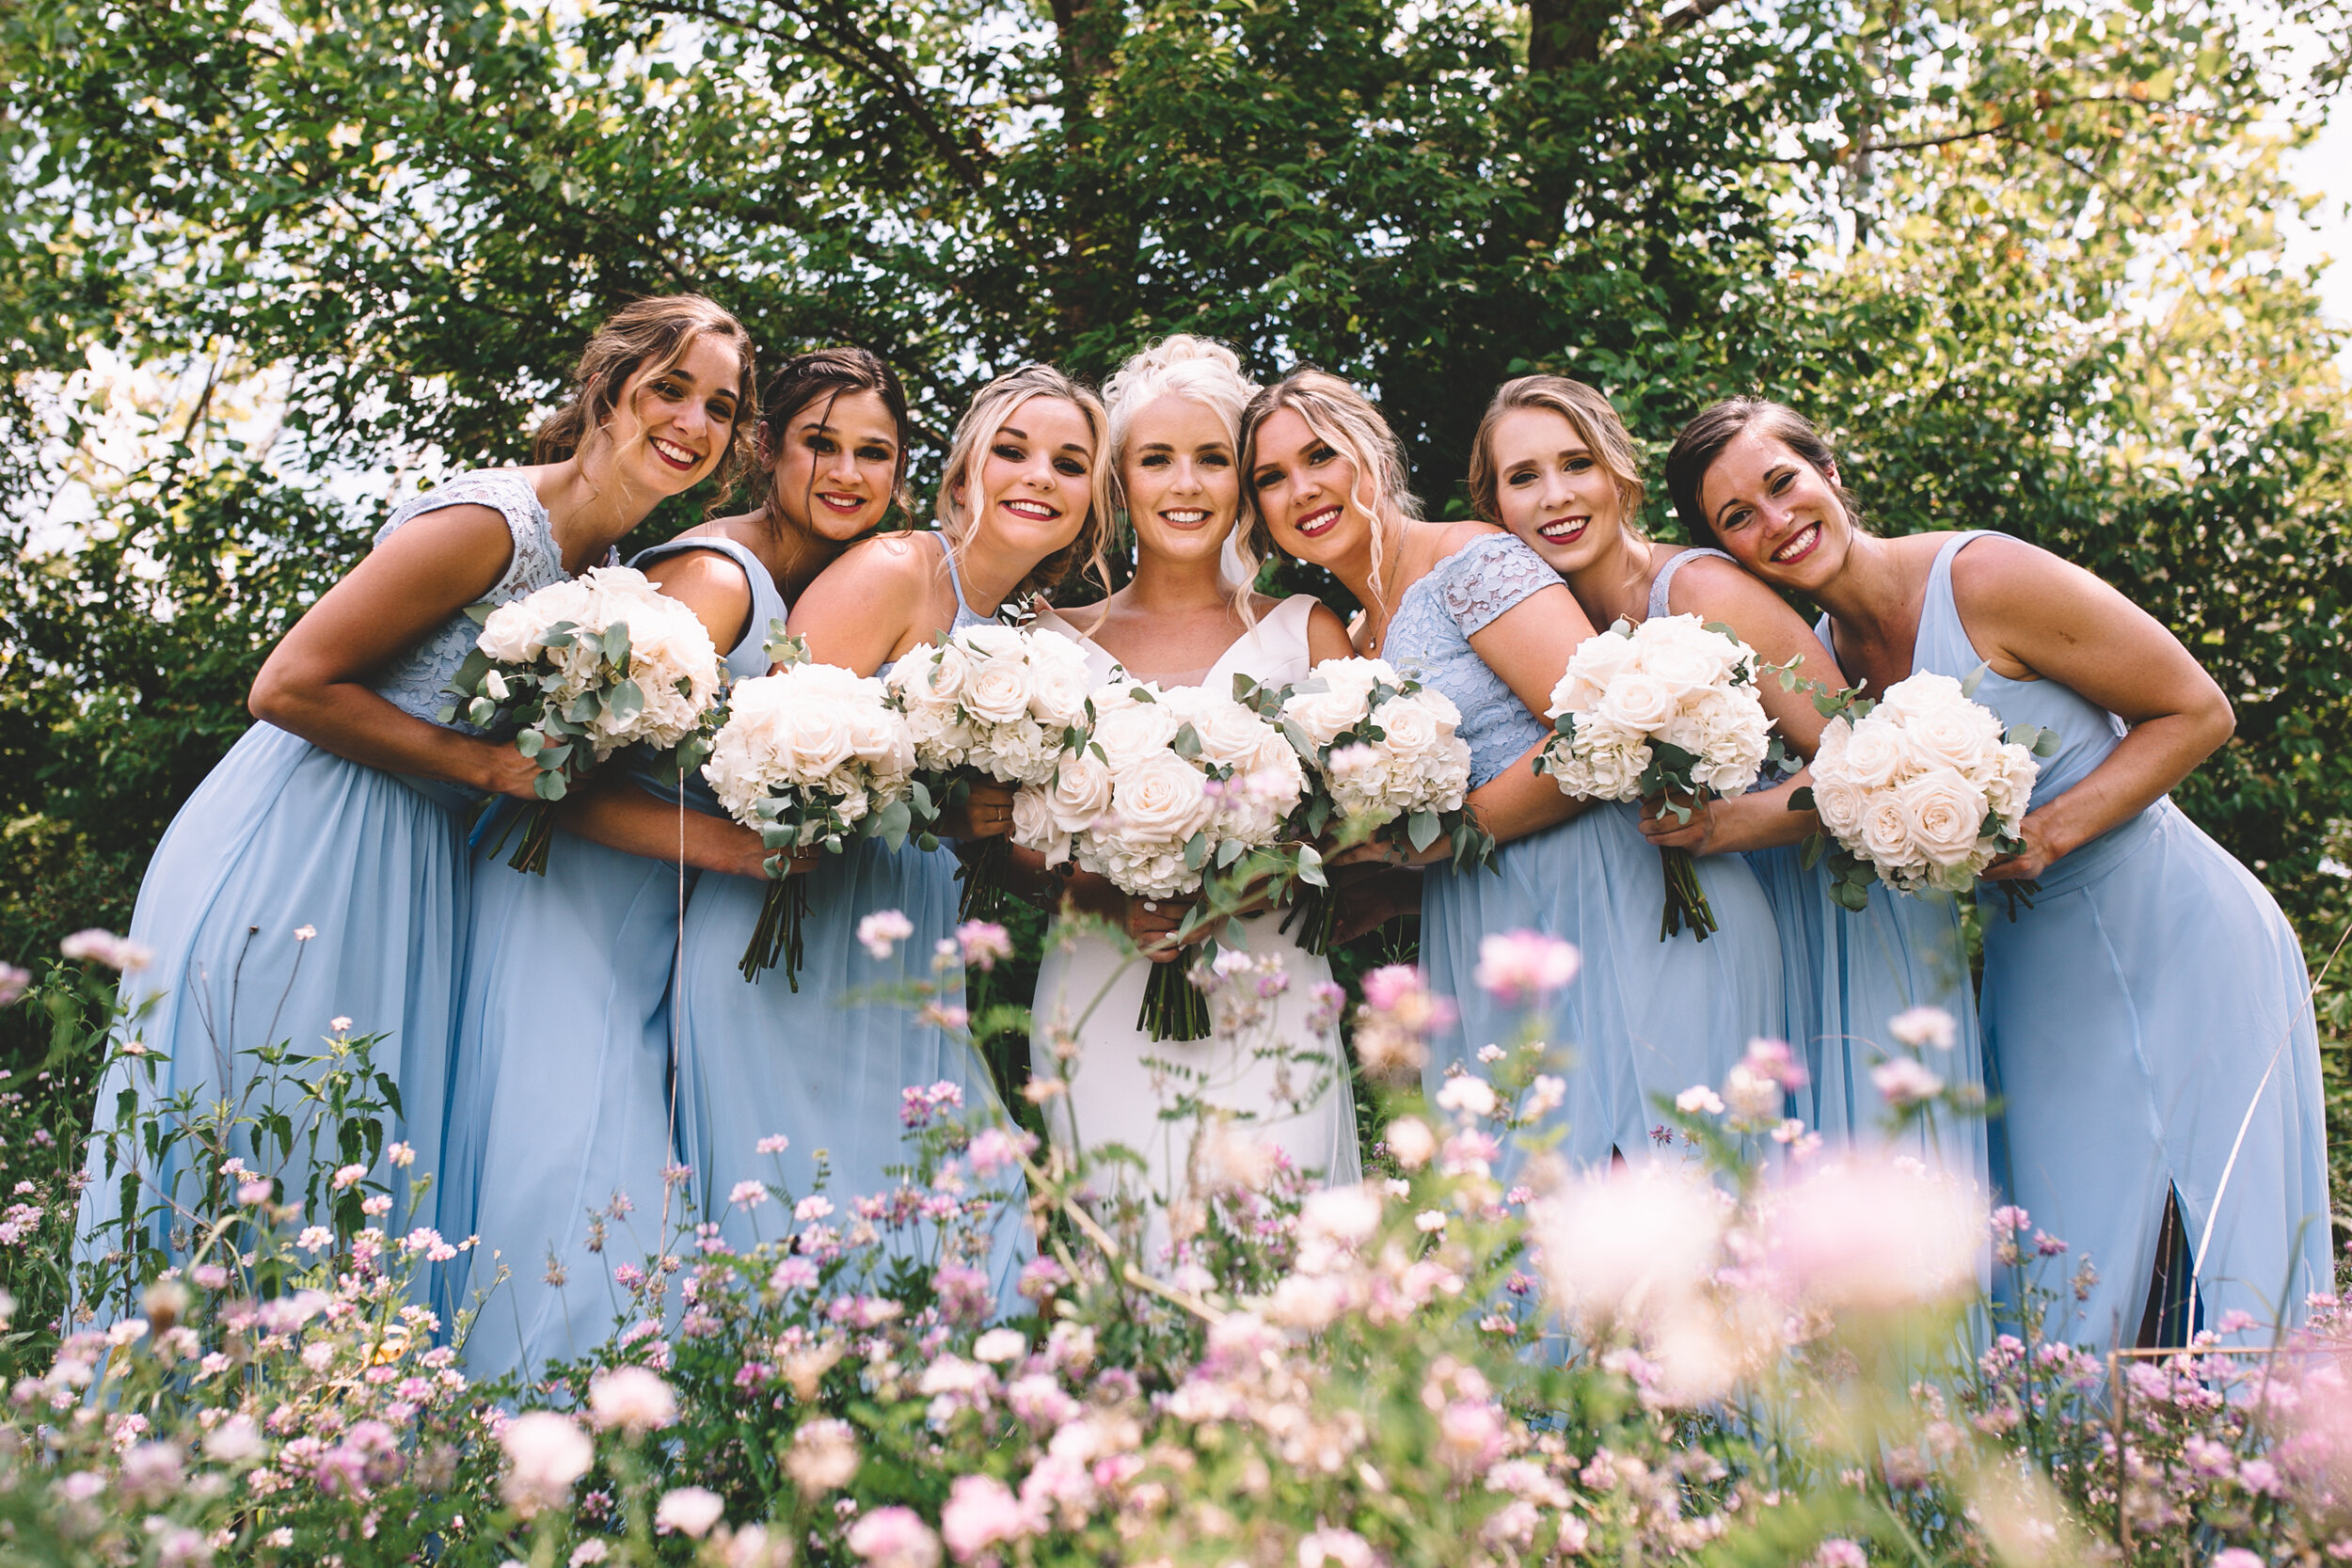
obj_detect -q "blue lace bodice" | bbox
[1382,532,1561,788]
[369,471,572,732]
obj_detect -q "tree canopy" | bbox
[3,0,2348,975]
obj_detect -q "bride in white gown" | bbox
[1023,336,1364,1266]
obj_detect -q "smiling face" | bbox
[961,394,1095,561]
[1486,405,1627,575]
[1248,404,1373,570]
[603,332,743,496]
[767,388,901,542]
[1697,426,1852,592]
[1121,393,1241,568]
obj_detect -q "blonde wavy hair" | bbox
[934,363,1115,606]
[1236,368,1421,613]
[1101,334,1263,619]
[1466,374,1647,531]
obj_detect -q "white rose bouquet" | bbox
[1245,657,1486,953]
[442,565,723,875]
[1535,614,1778,941]
[1792,669,2054,911]
[703,640,916,987]
[884,624,1094,920]
[1017,677,1305,1040]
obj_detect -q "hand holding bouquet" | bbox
[1014,677,1304,1039]
[885,624,1094,919]
[1792,669,2054,912]
[442,566,723,874]
[1536,614,1776,941]
[1259,657,1484,952]
[703,641,915,986]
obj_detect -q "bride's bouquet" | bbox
[1792,669,2053,912]
[703,638,915,987]
[1253,657,1483,952]
[1536,614,1776,942]
[884,624,1094,920]
[443,565,723,874]
[1014,678,1304,1040]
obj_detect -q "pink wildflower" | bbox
[1473,928,1580,1004]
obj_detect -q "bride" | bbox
[1022,335,1362,1266]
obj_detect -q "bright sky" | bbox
[2277,28,2351,349]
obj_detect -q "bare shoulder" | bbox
[1669,551,1804,626]
[1426,518,1507,563]
[1943,531,2115,625]
[823,530,940,592]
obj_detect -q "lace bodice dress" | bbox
[1387,532,1782,1171]
[76,469,588,1304]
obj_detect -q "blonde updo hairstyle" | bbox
[531,293,759,506]
[1466,374,1647,531]
[1100,334,1263,617]
[934,363,1116,605]
[1236,368,1421,612]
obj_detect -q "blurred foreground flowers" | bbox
[0,924,2345,1566]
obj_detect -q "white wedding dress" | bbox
[1030,595,1363,1268]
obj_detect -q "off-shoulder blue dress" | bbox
[1398,534,1782,1168]
[670,532,1031,1304]
[1907,531,2328,1343]
[1643,549,1986,1183]
[438,536,783,1381]
[73,471,570,1294]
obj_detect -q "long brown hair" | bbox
[1663,396,1865,549]
[531,294,758,500]
[754,346,915,535]
[1467,374,1646,531]
[934,363,1115,605]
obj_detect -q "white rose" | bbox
[1115,752,1214,844]
[1858,792,1917,870]
[1636,639,1723,700]
[1811,773,1866,838]
[1834,716,1909,791]
[1010,784,1068,864]
[1984,743,2040,825]
[1046,750,1116,833]
[1596,673,1678,736]
[962,654,1035,725]
[926,641,974,704]
[1903,701,1998,776]
[1371,691,1443,761]
[1091,699,1180,769]
[1899,768,1989,867]
[1280,660,1386,748]
[1026,638,1094,725]
[1876,670,1965,721]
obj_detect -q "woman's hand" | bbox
[1327,864,1422,943]
[934,778,1015,840]
[1980,808,2065,881]
[477,740,548,801]
[1325,835,1444,870]
[1124,893,1209,962]
[1638,792,1721,854]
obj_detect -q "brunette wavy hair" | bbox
[531,294,759,502]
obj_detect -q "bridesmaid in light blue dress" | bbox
[1465,375,1983,1180]
[1669,396,2330,1347]
[439,349,919,1379]
[1238,371,1782,1170]
[672,364,1112,1304]
[72,297,759,1315]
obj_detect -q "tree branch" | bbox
[1660,0,1741,35]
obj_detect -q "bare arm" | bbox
[786,532,949,677]
[1643,555,1846,856]
[1304,601,1355,667]
[639,546,756,660]
[248,503,542,799]
[1954,534,2232,879]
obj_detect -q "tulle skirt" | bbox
[437,818,691,1382]
[75,724,468,1291]
[1422,801,1783,1169]
[671,838,1031,1306]
[1978,799,2330,1343]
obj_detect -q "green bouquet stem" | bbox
[1138,949,1211,1042]
[957,834,1011,923]
[506,803,558,876]
[1279,879,1343,957]
[1658,845,1718,942]
[740,872,809,989]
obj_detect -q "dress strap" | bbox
[935,531,984,625]
[1915,530,1994,679]
[1646,546,1736,623]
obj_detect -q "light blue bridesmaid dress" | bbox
[1908,531,2328,1343]
[1399,533,1783,1169]
[1646,549,1986,1184]
[670,531,1031,1304]
[437,536,783,1381]
[73,472,571,1299]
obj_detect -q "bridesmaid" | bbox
[1021,336,1363,1265]
[1470,375,1982,1180]
[671,363,1110,1298]
[1666,396,2330,1346]
[439,349,914,1380]
[1238,371,1782,1169]
[73,295,755,1307]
